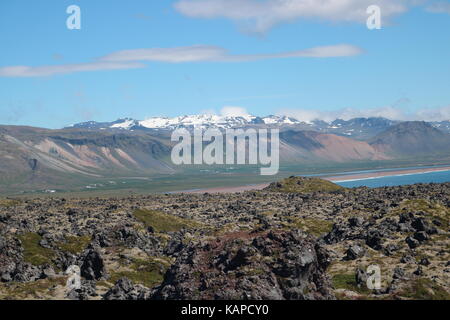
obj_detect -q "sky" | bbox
[0,0,450,128]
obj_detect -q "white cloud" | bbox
[0,61,145,78]
[278,105,450,122]
[220,106,250,117]
[279,109,323,123]
[0,44,362,78]
[101,45,227,63]
[414,105,450,121]
[174,0,412,32]
[426,1,450,14]
[101,44,363,63]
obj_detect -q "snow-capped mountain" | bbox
[70,114,302,131]
[431,121,450,131]
[68,115,450,140]
[313,117,400,139]
[138,114,259,129]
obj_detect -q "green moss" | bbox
[133,209,201,232]
[332,274,370,295]
[17,233,55,266]
[332,274,355,290]
[0,199,20,207]
[390,199,450,226]
[400,278,450,300]
[110,257,171,288]
[266,177,344,194]
[0,277,66,300]
[288,218,334,236]
[56,235,91,255]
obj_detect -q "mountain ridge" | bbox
[66,115,450,140]
[370,121,450,157]
[68,114,303,131]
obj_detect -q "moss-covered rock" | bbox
[0,277,67,300]
[285,218,334,236]
[265,176,344,194]
[133,209,201,233]
[399,278,450,300]
[331,273,370,295]
[17,233,55,266]
[0,199,20,207]
[389,199,450,226]
[56,235,91,255]
[110,257,171,288]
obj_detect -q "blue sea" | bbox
[333,168,450,188]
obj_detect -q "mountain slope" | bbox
[0,126,174,192]
[370,121,450,157]
[320,117,399,140]
[280,130,389,162]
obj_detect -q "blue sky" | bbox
[1,0,450,128]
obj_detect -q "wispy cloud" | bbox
[0,61,145,78]
[414,105,450,121]
[174,0,412,32]
[426,1,450,14]
[0,44,362,78]
[278,105,450,122]
[101,45,226,63]
[101,44,363,63]
[220,106,250,117]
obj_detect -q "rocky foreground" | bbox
[0,177,449,300]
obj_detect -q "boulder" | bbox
[344,245,366,260]
[355,268,368,289]
[406,236,420,249]
[366,230,383,250]
[81,249,106,280]
[413,231,429,242]
[153,230,335,300]
[103,277,152,300]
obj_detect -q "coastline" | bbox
[326,165,450,183]
[177,165,450,194]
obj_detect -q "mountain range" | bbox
[68,115,301,131]
[2,115,450,194]
[69,114,450,139]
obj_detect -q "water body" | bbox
[304,164,450,179]
[174,165,450,193]
[335,169,450,188]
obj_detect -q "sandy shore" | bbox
[326,166,450,183]
[176,165,450,194]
